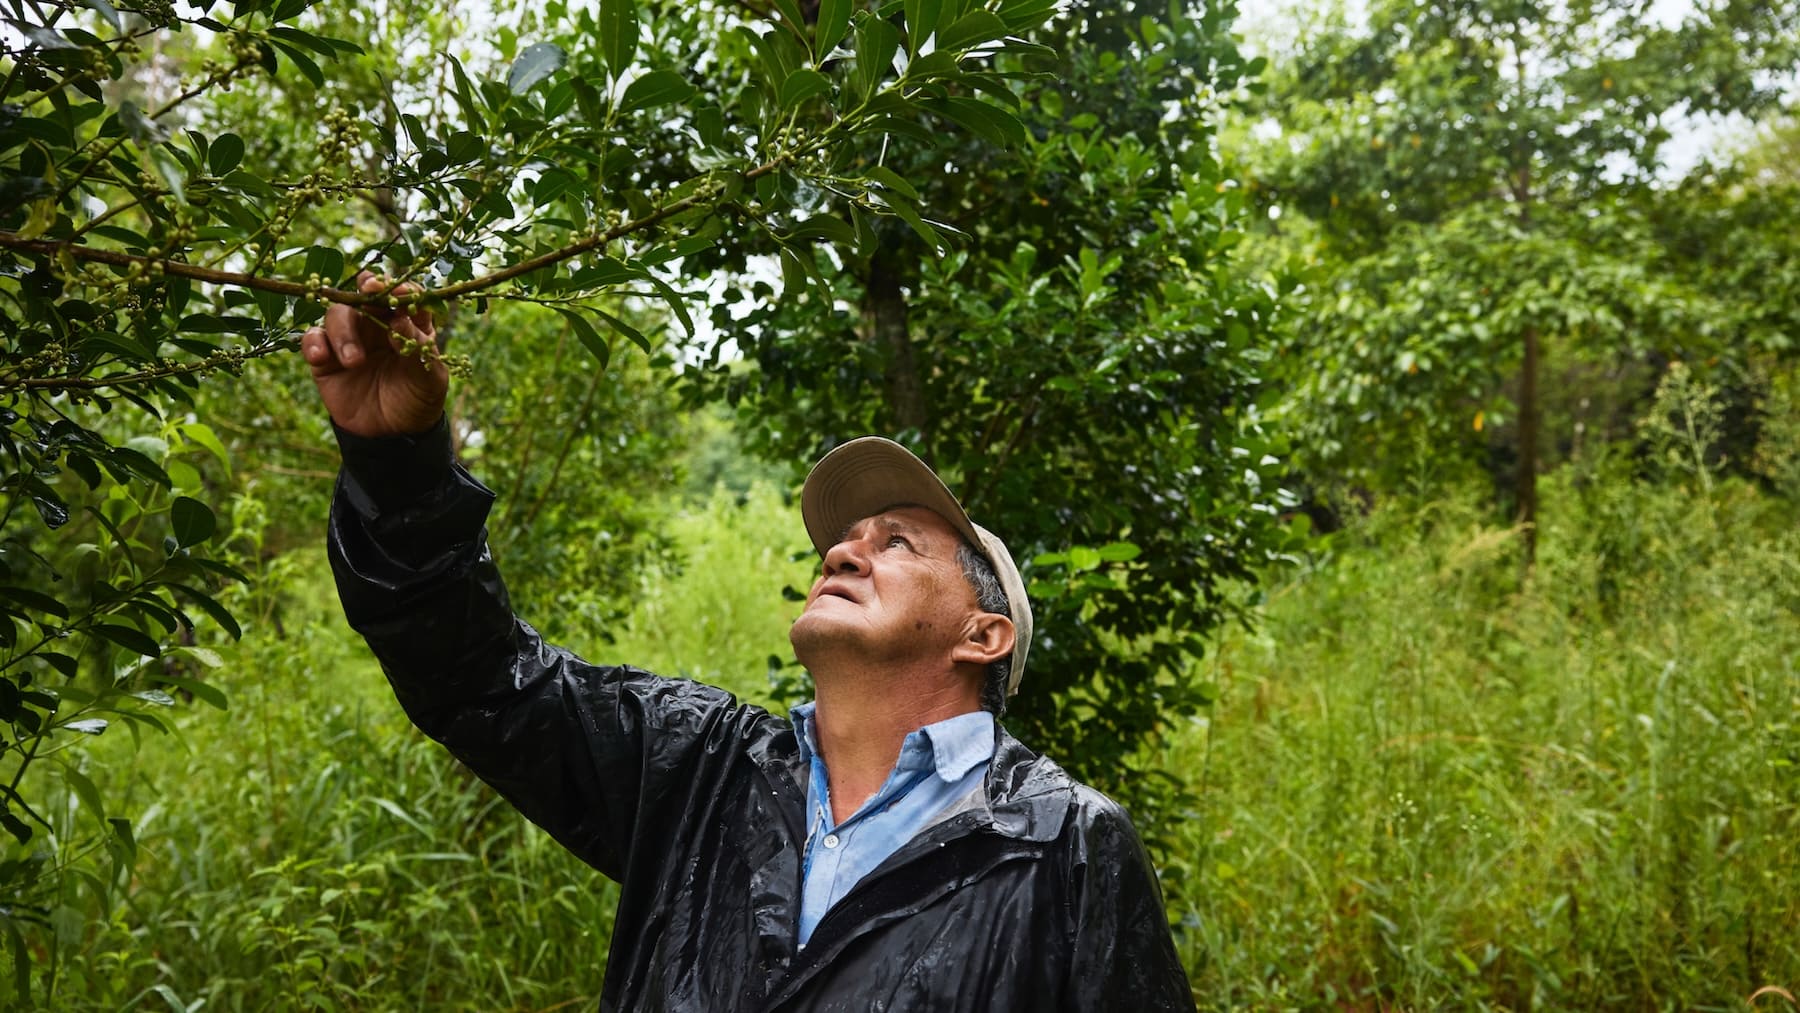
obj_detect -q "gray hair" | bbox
[956,541,1012,716]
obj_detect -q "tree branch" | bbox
[6,339,291,392]
[0,156,793,311]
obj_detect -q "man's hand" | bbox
[302,271,450,438]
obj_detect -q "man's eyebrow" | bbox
[839,510,929,542]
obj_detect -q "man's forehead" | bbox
[838,504,959,540]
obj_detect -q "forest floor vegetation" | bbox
[34,471,1798,1010]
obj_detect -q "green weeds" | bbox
[1168,470,1799,1009]
[17,470,1797,1009]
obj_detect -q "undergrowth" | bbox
[23,462,1799,1009]
[1168,465,1799,1010]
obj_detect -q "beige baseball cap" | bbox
[799,437,1033,694]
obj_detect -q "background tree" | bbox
[1238,0,1800,559]
[686,0,1294,840]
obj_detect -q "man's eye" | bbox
[887,536,910,550]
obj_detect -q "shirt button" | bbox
[823,834,840,849]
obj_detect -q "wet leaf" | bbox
[170,496,216,547]
[599,0,639,80]
[508,42,566,95]
[90,623,160,658]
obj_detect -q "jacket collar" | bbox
[747,714,1073,845]
[977,726,1073,843]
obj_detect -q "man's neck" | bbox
[807,667,981,823]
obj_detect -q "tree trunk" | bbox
[863,244,928,435]
[1517,322,1539,567]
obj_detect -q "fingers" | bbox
[323,297,366,366]
[301,326,339,376]
[355,270,438,351]
[311,270,437,372]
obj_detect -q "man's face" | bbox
[788,506,979,668]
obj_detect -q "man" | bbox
[304,276,1194,1011]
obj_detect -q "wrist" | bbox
[333,413,453,512]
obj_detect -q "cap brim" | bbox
[800,437,979,558]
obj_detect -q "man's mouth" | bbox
[814,582,860,604]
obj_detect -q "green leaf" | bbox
[902,49,959,81]
[90,623,160,658]
[10,20,78,50]
[778,68,832,114]
[207,131,244,175]
[543,79,576,119]
[599,0,640,80]
[783,215,857,245]
[779,247,810,298]
[119,102,167,145]
[449,56,485,127]
[169,584,242,640]
[82,0,122,32]
[863,165,919,200]
[58,764,105,823]
[271,39,324,88]
[220,167,277,198]
[595,308,652,354]
[878,192,948,252]
[770,0,810,40]
[853,17,903,101]
[149,147,188,205]
[150,673,228,711]
[904,0,944,54]
[177,422,232,472]
[0,585,69,619]
[303,245,347,288]
[40,653,78,679]
[994,0,1058,30]
[507,41,566,95]
[107,816,137,870]
[928,96,1024,145]
[0,810,32,845]
[1068,545,1102,571]
[621,70,696,113]
[0,175,51,217]
[170,495,215,547]
[631,269,696,339]
[168,645,224,670]
[936,10,1006,51]
[815,0,852,55]
[269,25,349,60]
[1096,541,1141,562]
[63,718,108,735]
[554,307,610,370]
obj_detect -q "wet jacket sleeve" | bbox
[324,417,745,882]
[1064,791,1197,1012]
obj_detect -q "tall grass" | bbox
[1166,468,1799,1009]
[40,485,805,1010]
[29,465,1798,1009]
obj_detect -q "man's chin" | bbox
[789,609,855,664]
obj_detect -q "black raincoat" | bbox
[327,421,1196,1012]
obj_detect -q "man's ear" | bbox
[952,612,1015,668]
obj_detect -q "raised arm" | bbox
[306,280,757,880]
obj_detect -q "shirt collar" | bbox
[789,702,994,784]
[790,701,822,767]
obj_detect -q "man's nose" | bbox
[822,537,868,576]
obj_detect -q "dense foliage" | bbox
[1238,0,1800,557]
[690,0,1293,836]
[0,0,1794,1006]
[0,0,1060,997]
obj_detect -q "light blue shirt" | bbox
[789,702,996,946]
